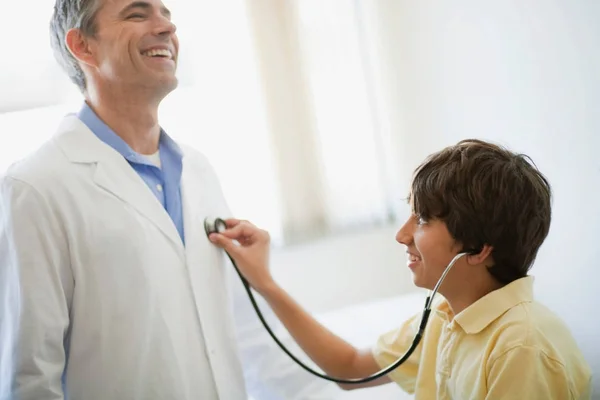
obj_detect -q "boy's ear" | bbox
[466,244,493,265]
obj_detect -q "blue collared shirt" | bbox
[77,103,185,244]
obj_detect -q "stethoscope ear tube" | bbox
[204,217,464,384]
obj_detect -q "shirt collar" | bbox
[434,276,535,334]
[77,102,183,165]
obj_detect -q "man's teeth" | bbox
[142,49,172,58]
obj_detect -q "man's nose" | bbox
[153,16,176,36]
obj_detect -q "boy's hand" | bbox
[208,218,275,294]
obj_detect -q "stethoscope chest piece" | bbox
[204,217,227,237]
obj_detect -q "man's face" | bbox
[86,0,179,95]
[395,213,464,292]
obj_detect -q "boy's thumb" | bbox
[209,233,237,254]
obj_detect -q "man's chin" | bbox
[165,76,179,91]
[153,76,179,99]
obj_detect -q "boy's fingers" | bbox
[220,223,252,240]
[224,218,242,228]
[209,233,239,255]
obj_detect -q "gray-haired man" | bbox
[0,1,334,399]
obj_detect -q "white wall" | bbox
[369,0,600,394]
[270,224,416,313]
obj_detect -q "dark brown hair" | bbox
[410,139,552,284]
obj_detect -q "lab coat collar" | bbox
[53,114,185,254]
[54,114,118,164]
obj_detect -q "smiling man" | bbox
[0,1,331,399]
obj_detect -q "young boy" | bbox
[209,139,592,399]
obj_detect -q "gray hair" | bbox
[50,0,102,92]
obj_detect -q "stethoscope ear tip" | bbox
[204,217,227,237]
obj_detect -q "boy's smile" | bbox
[406,250,422,270]
[396,214,464,293]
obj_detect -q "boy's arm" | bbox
[486,345,589,399]
[259,283,391,390]
[210,220,391,391]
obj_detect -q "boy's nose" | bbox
[396,217,414,246]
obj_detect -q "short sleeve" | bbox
[486,345,587,400]
[371,312,423,394]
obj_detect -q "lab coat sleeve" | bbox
[0,176,73,400]
[486,345,581,400]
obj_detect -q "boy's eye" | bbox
[416,215,427,225]
[127,13,145,19]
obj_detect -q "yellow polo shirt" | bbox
[372,276,592,399]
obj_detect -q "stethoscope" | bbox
[204,217,475,384]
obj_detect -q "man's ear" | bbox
[65,28,96,67]
[466,244,493,265]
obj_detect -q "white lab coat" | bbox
[0,115,336,400]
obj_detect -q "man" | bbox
[0,0,334,399]
[209,139,593,399]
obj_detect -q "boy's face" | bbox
[396,214,464,291]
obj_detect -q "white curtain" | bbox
[245,0,402,242]
[0,0,402,246]
[291,0,401,230]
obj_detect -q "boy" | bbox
[209,139,592,399]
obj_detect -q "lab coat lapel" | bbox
[180,155,228,327]
[93,160,184,252]
[55,115,184,253]
[179,154,248,399]
[180,156,220,273]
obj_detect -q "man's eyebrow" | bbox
[119,1,171,18]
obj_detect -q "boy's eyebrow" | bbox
[119,1,172,18]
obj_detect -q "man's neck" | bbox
[85,86,163,155]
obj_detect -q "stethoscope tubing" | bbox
[205,217,468,384]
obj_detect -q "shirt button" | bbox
[156,184,163,192]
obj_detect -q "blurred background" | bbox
[1,0,599,398]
